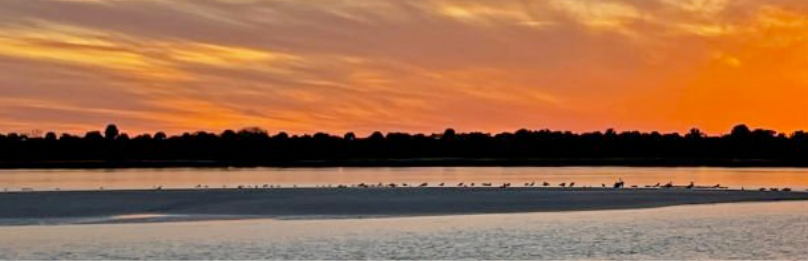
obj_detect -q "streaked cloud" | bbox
[0,0,806,135]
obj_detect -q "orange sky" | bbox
[0,0,806,135]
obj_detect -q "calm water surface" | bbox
[1,201,808,259]
[2,167,808,191]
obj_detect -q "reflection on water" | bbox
[1,167,808,191]
[1,201,808,259]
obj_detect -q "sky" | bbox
[1,0,807,136]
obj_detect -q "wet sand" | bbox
[1,187,807,225]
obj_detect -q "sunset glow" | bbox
[1,0,807,135]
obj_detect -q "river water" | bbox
[1,166,808,191]
[1,201,807,259]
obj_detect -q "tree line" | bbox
[0,124,807,168]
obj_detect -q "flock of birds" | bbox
[4,180,801,192]
[142,179,801,192]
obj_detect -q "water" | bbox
[1,167,808,191]
[1,201,807,259]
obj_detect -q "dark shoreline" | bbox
[2,187,808,226]
[2,158,808,169]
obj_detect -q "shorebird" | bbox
[602,183,606,188]
[712,184,721,188]
[759,187,766,191]
[559,182,566,188]
[653,183,661,188]
[419,183,428,187]
[685,182,694,189]
[458,182,464,187]
[663,181,673,188]
[569,182,575,188]
[543,181,550,187]
[613,179,624,189]
[783,188,792,192]
[470,183,475,187]
[156,186,163,191]
[439,182,445,187]
[770,188,779,191]
[483,183,492,187]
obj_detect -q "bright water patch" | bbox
[3,166,808,191]
[1,201,808,259]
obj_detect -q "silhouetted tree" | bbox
[731,124,751,138]
[154,132,167,141]
[1,124,807,167]
[344,132,356,141]
[44,132,57,141]
[104,124,119,140]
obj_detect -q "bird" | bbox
[419,183,428,187]
[613,179,624,189]
[439,182,445,187]
[569,182,575,188]
[458,182,464,187]
[543,181,550,187]
[559,182,566,188]
[685,182,694,189]
[783,188,792,192]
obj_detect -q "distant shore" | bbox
[2,158,808,169]
[1,187,807,225]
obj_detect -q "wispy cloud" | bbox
[0,0,806,135]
